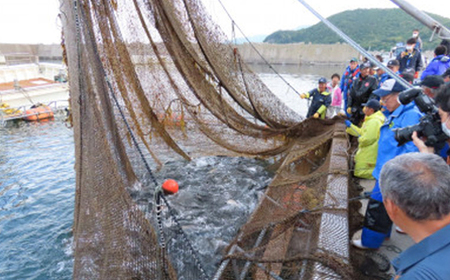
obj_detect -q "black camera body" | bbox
[394,88,449,147]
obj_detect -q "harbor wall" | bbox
[0,43,360,65]
[0,44,63,64]
[237,43,360,65]
[1,43,431,66]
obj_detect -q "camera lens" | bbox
[394,124,421,146]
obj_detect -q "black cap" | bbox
[362,99,381,111]
[421,75,444,89]
[318,77,327,83]
[400,68,415,83]
[387,59,400,67]
[360,62,371,70]
[442,68,450,78]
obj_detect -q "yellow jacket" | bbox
[346,110,385,179]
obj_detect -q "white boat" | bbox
[0,62,69,122]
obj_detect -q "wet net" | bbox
[60,0,354,279]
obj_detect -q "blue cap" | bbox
[362,99,381,111]
[318,77,327,84]
[374,79,406,97]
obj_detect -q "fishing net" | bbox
[60,0,354,279]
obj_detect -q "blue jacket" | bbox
[305,88,332,119]
[392,223,450,278]
[340,65,360,97]
[378,73,390,86]
[378,71,400,88]
[372,103,423,180]
[420,55,450,80]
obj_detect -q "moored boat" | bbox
[22,104,54,121]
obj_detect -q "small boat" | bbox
[23,105,54,121]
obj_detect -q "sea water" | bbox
[0,121,74,280]
[0,64,344,279]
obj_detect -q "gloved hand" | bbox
[300,93,307,99]
[345,120,352,127]
[313,113,320,118]
[346,107,352,114]
[414,71,419,79]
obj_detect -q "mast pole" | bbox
[390,0,450,38]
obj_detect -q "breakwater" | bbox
[237,42,360,65]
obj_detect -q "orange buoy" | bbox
[23,105,54,121]
[162,179,179,195]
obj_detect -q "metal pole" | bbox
[390,0,450,38]
[212,244,239,280]
[239,228,268,280]
[235,246,285,280]
[295,0,412,89]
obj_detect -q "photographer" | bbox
[351,79,423,250]
[412,83,450,160]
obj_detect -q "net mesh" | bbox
[60,0,355,279]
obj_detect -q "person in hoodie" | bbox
[347,62,378,125]
[420,45,450,80]
[345,99,385,179]
[397,38,423,78]
[351,79,423,250]
[340,58,360,114]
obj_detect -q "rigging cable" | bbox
[296,0,413,90]
[214,0,302,96]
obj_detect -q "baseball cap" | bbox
[318,77,327,84]
[400,68,415,83]
[421,75,444,89]
[360,62,371,70]
[350,57,358,62]
[362,99,381,111]
[374,79,406,97]
[387,59,400,67]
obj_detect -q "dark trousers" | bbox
[361,181,393,248]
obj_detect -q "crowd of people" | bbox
[299,30,450,278]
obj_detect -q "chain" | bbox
[160,195,210,280]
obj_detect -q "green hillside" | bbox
[264,9,450,51]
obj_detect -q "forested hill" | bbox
[264,9,450,51]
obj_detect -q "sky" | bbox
[0,0,448,44]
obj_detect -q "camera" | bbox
[394,87,449,148]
